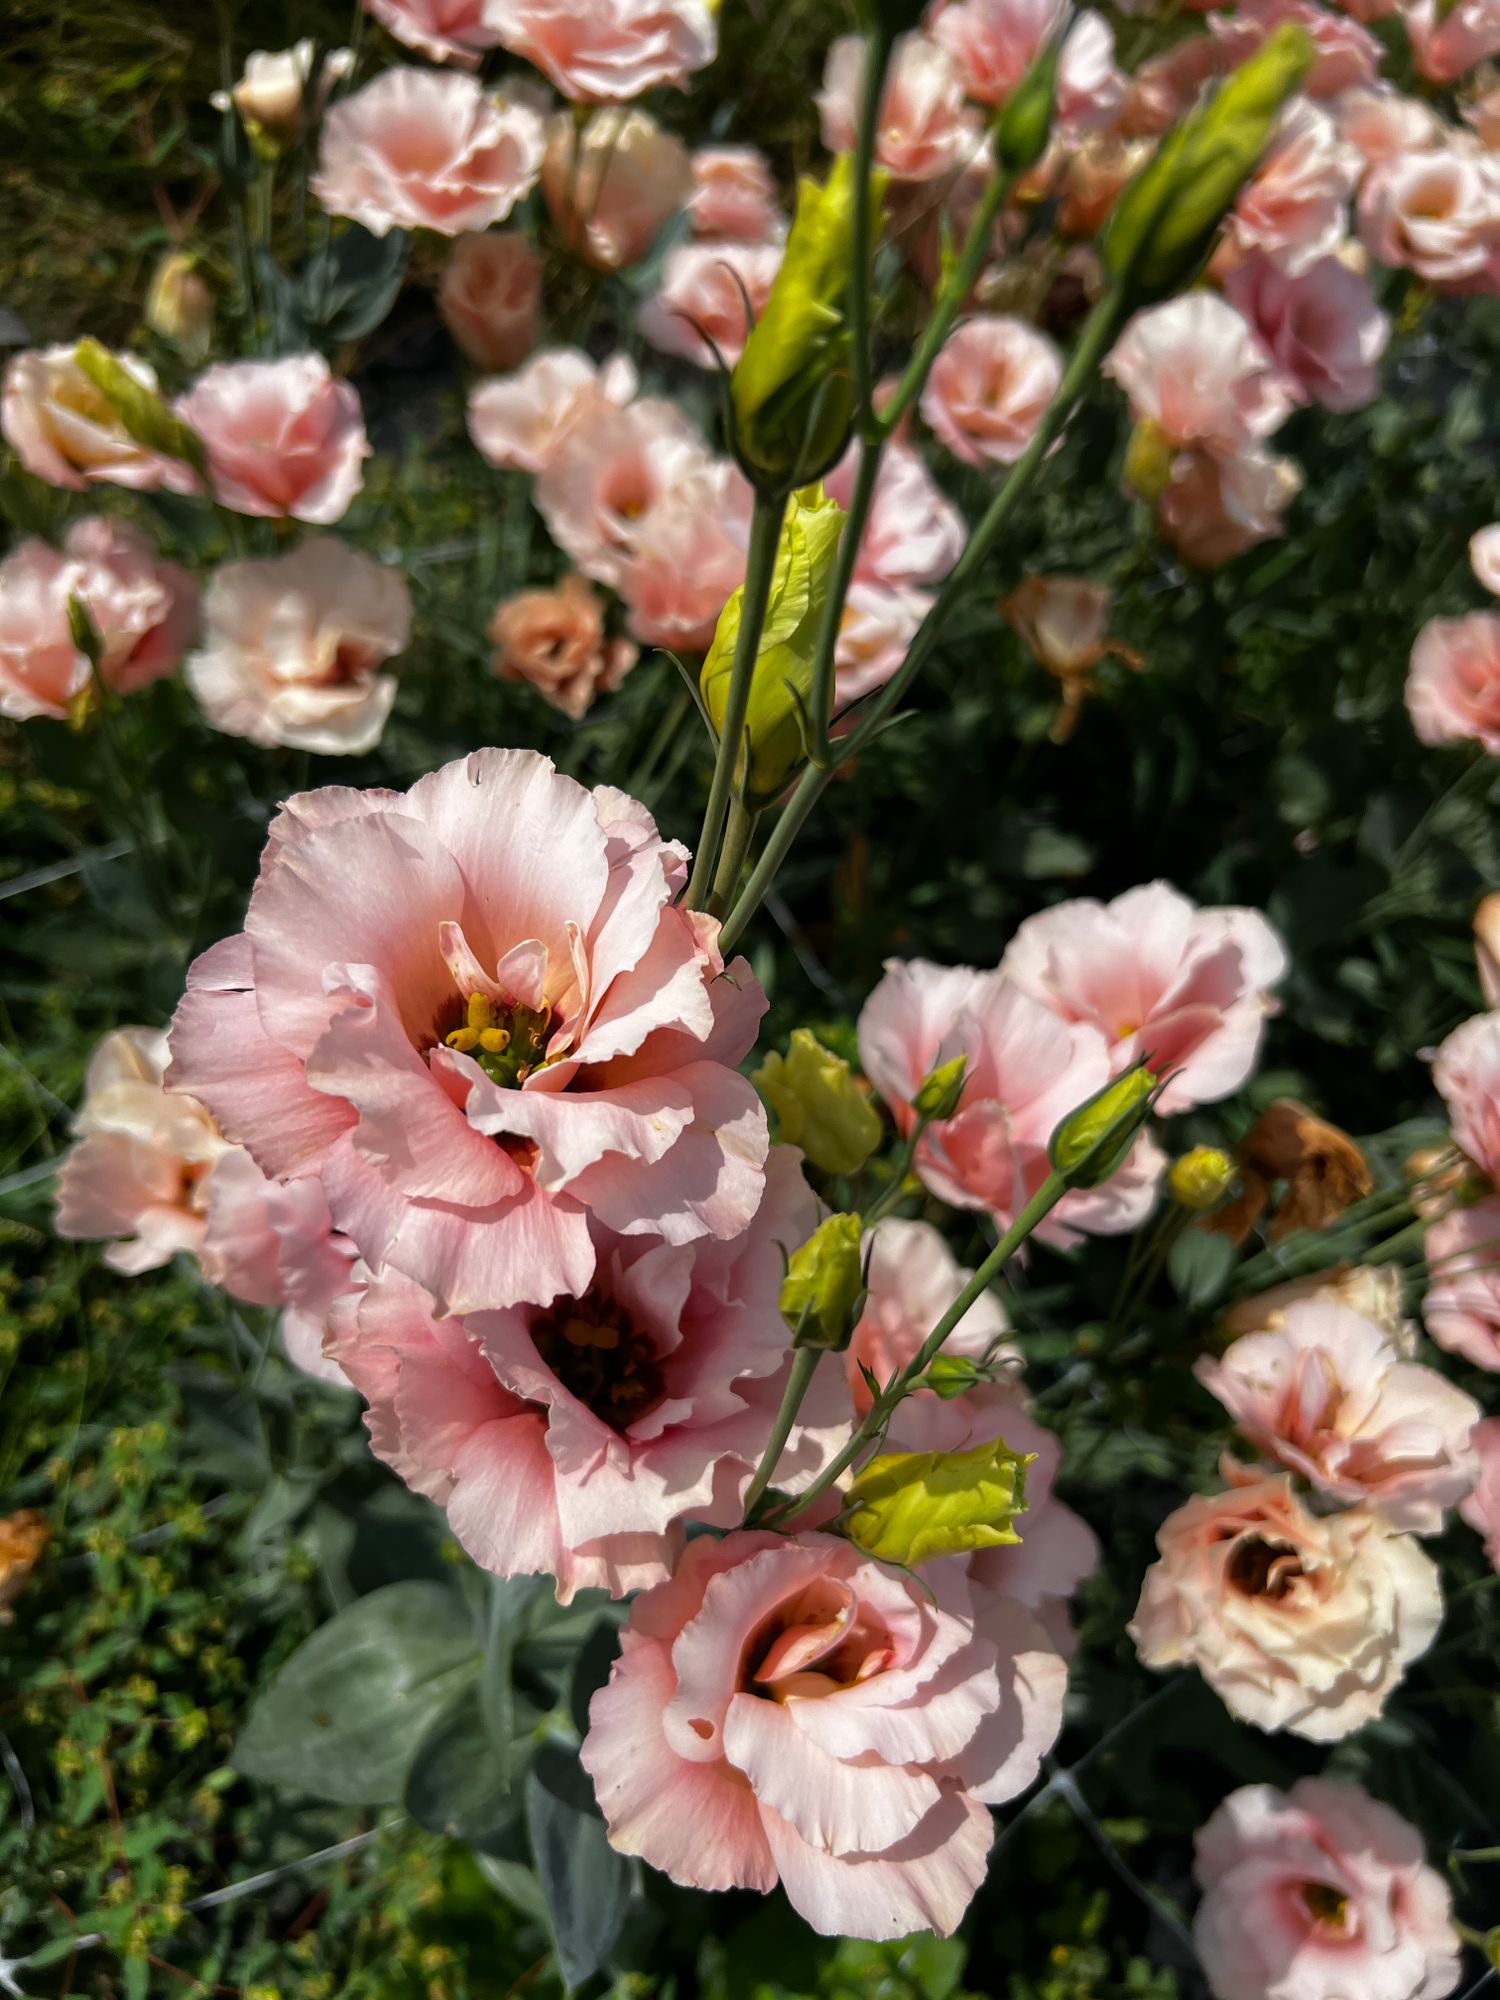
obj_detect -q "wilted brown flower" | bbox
[1001,575,1143,742]
[1205,1098,1373,1247]
[0,1510,49,1622]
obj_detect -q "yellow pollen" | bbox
[445,1026,481,1052]
[1116,1021,1138,1039]
[478,1027,510,1054]
[467,992,495,1031]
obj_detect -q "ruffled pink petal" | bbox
[721,1692,942,1857]
[942,1601,1068,1805]
[760,1791,993,1940]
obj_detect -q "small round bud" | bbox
[1168,1146,1236,1211]
[912,1052,968,1124]
[1049,1064,1158,1187]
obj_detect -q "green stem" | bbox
[860,1113,934,1230]
[847,24,891,432]
[1233,1190,1418,1293]
[741,1345,824,1522]
[765,1171,1070,1528]
[685,489,787,910]
[720,289,1126,957]
[709,796,759,918]
[807,439,882,765]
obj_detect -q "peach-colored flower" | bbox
[1227,98,1361,275]
[541,108,693,272]
[1056,132,1155,237]
[327,1154,850,1601]
[210,39,354,145]
[167,751,770,1317]
[364,0,503,66]
[1157,445,1303,567]
[1423,1195,1500,1369]
[1207,1099,1374,1249]
[1406,611,1500,754]
[0,541,86,722]
[690,146,781,241]
[185,538,410,756]
[638,239,784,368]
[1358,146,1500,291]
[857,958,1166,1249]
[1211,0,1383,98]
[1471,524,1500,594]
[1106,294,1296,455]
[199,1148,360,1366]
[438,232,542,371]
[2,345,197,495]
[614,464,753,652]
[1225,252,1389,412]
[534,393,718,587]
[176,354,370,525]
[818,31,980,184]
[1336,85,1444,173]
[1120,34,1226,137]
[1193,1780,1462,2000]
[494,0,717,101]
[1460,1416,1500,1567]
[1196,1299,1480,1533]
[1406,0,1500,81]
[311,69,545,237]
[1002,574,1140,742]
[921,315,1063,466]
[1129,1464,1443,1739]
[467,347,637,474]
[489,572,638,720]
[581,1530,1067,1938]
[1000,880,1286,1115]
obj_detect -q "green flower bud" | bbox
[1168,1145,1236,1211]
[754,1029,882,1177]
[1049,1064,1158,1188]
[730,154,884,486]
[781,1212,865,1350]
[73,338,207,479]
[995,27,1063,175]
[700,484,846,805]
[844,1437,1034,1568]
[66,594,103,669]
[145,253,214,361]
[1101,23,1314,304]
[1122,418,1177,503]
[912,1052,968,1124]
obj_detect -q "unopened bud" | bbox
[67,594,103,669]
[995,24,1063,175]
[844,1437,1033,1568]
[1123,417,1176,503]
[1049,1064,1157,1187]
[912,1053,967,1124]
[754,1030,881,1177]
[782,1213,865,1350]
[73,339,206,479]
[1168,1145,1235,1211]
[145,254,214,360]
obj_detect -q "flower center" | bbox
[743,1582,896,1703]
[1300,1883,1350,1931]
[444,991,552,1088]
[529,1292,662,1432]
[1226,1534,1302,1600]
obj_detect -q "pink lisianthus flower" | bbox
[541,109,693,273]
[1225,98,1362,276]
[580,1530,1067,1939]
[920,315,1063,467]
[2,345,198,496]
[1195,1299,1480,1533]
[638,239,784,368]
[1471,525,1500,596]
[1406,611,1500,754]
[467,348,637,475]
[494,0,716,101]
[999,881,1286,1114]
[438,232,542,372]
[857,958,1166,1249]
[1460,1416,1500,1568]
[1224,252,1389,413]
[818,31,980,183]
[1193,1779,1462,2000]
[1406,0,1500,81]
[1358,146,1500,292]
[211,40,353,144]
[1335,85,1444,173]
[1211,0,1383,97]
[827,441,966,592]
[534,394,719,588]
[185,537,411,756]
[1129,1462,1443,1740]
[489,572,638,721]
[311,69,545,237]
[932,0,1122,125]
[363,0,503,66]
[834,582,931,706]
[1423,1197,1500,1369]
[176,355,370,525]
[1157,444,1304,568]
[327,1149,849,1600]
[1106,293,1297,456]
[167,751,770,1316]
[1433,1010,1500,1184]
[689,146,782,242]
[613,463,753,653]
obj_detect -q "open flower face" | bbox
[581,1530,1067,1939]
[168,751,770,1316]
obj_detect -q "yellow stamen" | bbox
[445,1027,481,1052]
[467,992,495,1032]
[478,1027,510,1055]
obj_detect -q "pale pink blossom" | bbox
[834,583,931,705]
[1106,294,1297,455]
[541,108,692,272]
[438,232,542,371]
[1211,0,1383,98]
[1423,1195,1500,1369]
[1054,12,1126,130]
[1227,98,1362,275]
[0,542,87,722]
[827,441,966,591]
[857,958,1166,1250]
[364,0,503,66]
[1129,1464,1443,1740]
[933,0,1122,124]
[1405,612,1500,754]
[311,69,545,237]
[1121,35,1226,137]
[818,32,980,184]
[534,395,718,587]
[1406,0,1500,81]
[1193,1780,1462,2000]
[176,355,370,525]
[1225,253,1389,412]
[638,239,784,368]
[1000,881,1287,1115]
[1196,1299,1480,1533]
[614,464,753,653]
[690,146,781,241]
[329,1152,850,1600]
[489,572,638,720]
[1471,524,1500,594]
[467,348,637,475]
[921,315,1063,467]
[1225,1264,1415,1351]
[1358,147,1500,291]
[1336,86,1443,173]
[1460,1417,1500,1567]
[167,751,770,1316]
[2,345,197,495]
[185,538,410,756]
[1158,445,1304,567]
[199,1148,360,1376]
[494,0,717,101]
[580,1529,1067,1938]
[1433,1010,1500,1183]
[210,39,353,145]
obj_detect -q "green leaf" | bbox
[234,1581,479,1804]
[1167,1227,1235,1309]
[404,1683,516,1843]
[303,223,410,341]
[525,1741,636,1991]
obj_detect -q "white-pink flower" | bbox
[1406,0,1500,81]
[1106,293,1297,455]
[999,881,1287,1114]
[921,315,1063,467]
[1211,0,1383,98]
[328,1150,848,1600]
[2,345,198,495]
[1460,1416,1500,1568]
[534,394,718,587]
[834,582,931,706]
[827,440,966,591]
[439,232,542,371]
[494,0,717,101]
[1228,98,1362,275]
[1359,146,1500,291]
[210,39,353,143]
[177,355,370,525]
[1406,611,1500,755]
[689,146,781,242]
[467,348,637,475]
[363,0,503,66]
[1336,86,1443,173]
[1424,1198,1500,1370]
[167,751,770,1317]
[311,69,545,237]
[638,239,784,368]
[185,538,410,756]
[541,108,692,272]
[818,32,980,184]
[581,1530,1067,1938]
[1193,1780,1462,2000]
[932,0,1121,124]
[1433,1010,1500,1184]
[1195,1299,1480,1533]
[1472,525,1500,596]
[613,463,753,653]
[1225,252,1389,412]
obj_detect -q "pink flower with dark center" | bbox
[1405,0,1500,82]
[1106,293,1297,455]
[176,355,370,525]
[1358,147,1500,292]
[613,463,753,653]
[534,394,719,587]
